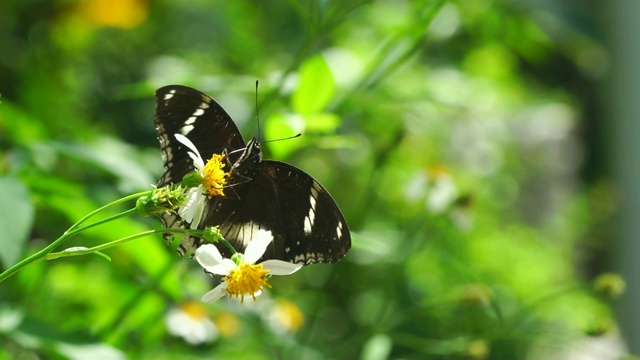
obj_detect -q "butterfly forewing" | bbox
[154,85,248,250]
[153,85,351,264]
[154,85,246,187]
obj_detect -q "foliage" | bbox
[0,0,622,359]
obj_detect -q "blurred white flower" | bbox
[425,166,458,213]
[165,301,218,345]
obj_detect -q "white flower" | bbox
[195,229,302,303]
[174,134,228,228]
[425,169,457,213]
[178,184,207,228]
[165,301,218,345]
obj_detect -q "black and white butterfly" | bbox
[153,85,351,265]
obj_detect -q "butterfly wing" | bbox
[154,85,246,186]
[154,85,351,263]
[154,85,247,252]
[203,160,351,264]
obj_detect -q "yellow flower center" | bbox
[223,262,271,303]
[180,301,208,320]
[202,154,229,198]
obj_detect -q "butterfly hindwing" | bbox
[206,160,350,264]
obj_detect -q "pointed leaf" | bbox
[292,54,336,114]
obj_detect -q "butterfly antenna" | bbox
[254,80,302,144]
[264,133,302,144]
[255,80,261,141]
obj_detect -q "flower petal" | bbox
[201,283,228,303]
[204,258,236,276]
[178,187,200,224]
[195,244,223,266]
[174,133,199,157]
[195,245,235,275]
[188,152,205,171]
[190,188,207,228]
[244,229,274,264]
[165,308,187,336]
[175,134,204,169]
[262,260,303,275]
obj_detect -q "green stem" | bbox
[66,191,150,233]
[220,238,237,255]
[0,191,151,283]
[46,227,197,260]
[0,234,70,283]
[46,229,168,260]
[65,208,138,238]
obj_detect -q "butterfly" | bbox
[153,85,351,264]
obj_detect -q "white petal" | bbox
[204,258,236,276]
[262,260,303,275]
[190,189,207,228]
[175,134,205,169]
[244,229,274,264]
[195,244,223,266]
[175,133,199,157]
[178,187,199,223]
[188,151,205,171]
[184,319,217,345]
[177,187,207,229]
[201,283,228,303]
[165,308,188,336]
[195,245,235,275]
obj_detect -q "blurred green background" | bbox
[0,0,636,359]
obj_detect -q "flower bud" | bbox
[136,186,186,217]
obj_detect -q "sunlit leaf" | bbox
[305,112,340,133]
[292,54,336,114]
[264,112,305,159]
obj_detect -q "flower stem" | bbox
[46,229,168,260]
[65,208,138,238]
[220,239,237,255]
[0,191,151,283]
[66,191,150,233]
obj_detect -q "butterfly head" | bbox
[227,137,262,182]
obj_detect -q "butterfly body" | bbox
[154,85,350,264]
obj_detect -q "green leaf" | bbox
[292,54,336,114]
[264,112,305,159]
[305,112,341,132]
[0,177,34,268]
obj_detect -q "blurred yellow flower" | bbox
[454,284,492,307]
[76,0,148,29]
[594,272,626,299]
[269,299,305,333]
[466,339,490,360]
[214,312,243,338]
